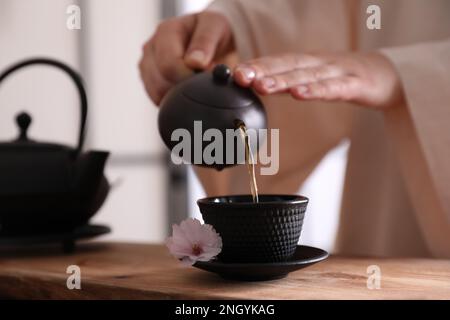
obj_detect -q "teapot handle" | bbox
[0,58,87,157]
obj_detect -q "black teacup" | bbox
[197,195,308,263]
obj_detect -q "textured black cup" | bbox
[197,195,308,263]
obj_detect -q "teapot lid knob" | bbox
[212,64,231,83]
[16,112,32,141]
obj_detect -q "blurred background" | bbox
[0,0,348,252]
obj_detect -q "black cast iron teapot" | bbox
[158,64,267,170]
[0,58,110,236]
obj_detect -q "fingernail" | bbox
[187,50,206,64]
[296,86,309,95]
[236,67,256,81]
[262,77,276,89]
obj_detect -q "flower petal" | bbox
[166,218,223,264]
[179,218,203,244]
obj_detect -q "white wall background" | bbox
[0,0,79,147]
[81,0,167,243]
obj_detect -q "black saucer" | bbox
[0,224,111,253]
[194,245,328,281]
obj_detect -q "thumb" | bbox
[184,12,231,69]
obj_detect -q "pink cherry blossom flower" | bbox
[166,218,222,266]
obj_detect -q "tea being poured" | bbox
[238,123,259,203]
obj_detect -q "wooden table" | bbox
[0,242,449,299]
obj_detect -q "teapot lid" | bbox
[0,58,89,156]
[177,64,259,109]
[0,112,72,152]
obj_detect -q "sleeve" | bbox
[380,39,450,256]
[206,0,256,60]
[206,0,320,60]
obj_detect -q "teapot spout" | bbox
[73,151,109,193]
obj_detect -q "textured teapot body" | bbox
[158,65,267,170]
[0,150,110,235]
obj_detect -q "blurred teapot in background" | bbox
[0,58,110,236]
[158,64,267,170]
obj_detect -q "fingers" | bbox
[234,54,323,87]
[152,16,196,83]
[253,65,342,95]
[139,44,172,105]
[185,12,232,69]
[140,15,196,105]
[139,12,233,106]
[290,76,362,102]
[233,53,363,104]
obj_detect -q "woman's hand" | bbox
[139,11,234,105]
[234,52,405,109]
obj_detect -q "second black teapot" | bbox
[0,58,110,235]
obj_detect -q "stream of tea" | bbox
[238,124,259,203]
